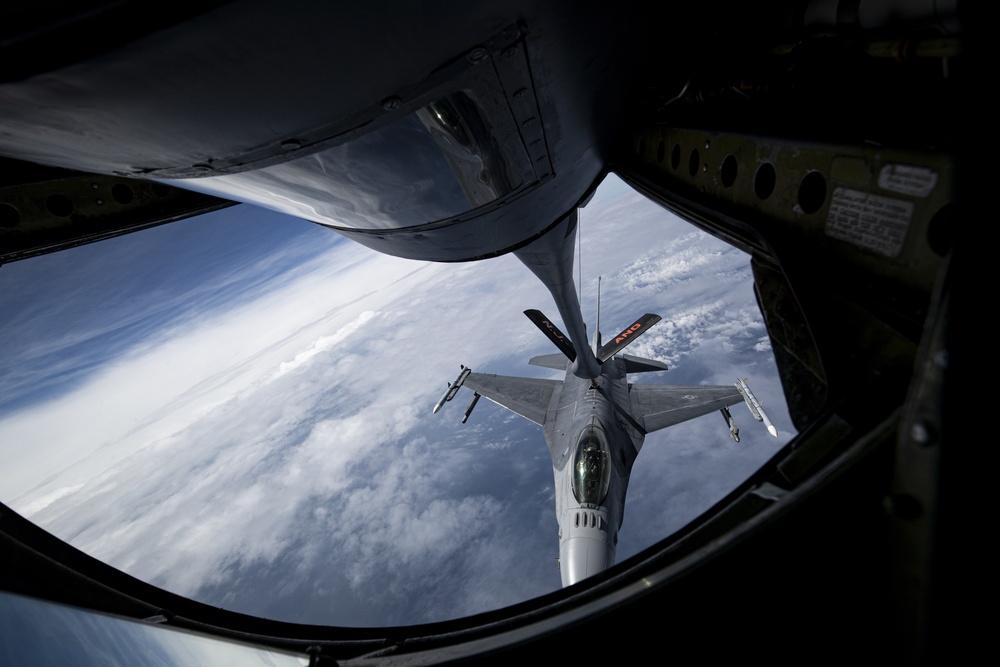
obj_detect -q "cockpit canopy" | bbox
[572,422,611,506]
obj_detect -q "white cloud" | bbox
[0,174,793,625]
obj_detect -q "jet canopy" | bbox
[572,421,611,506]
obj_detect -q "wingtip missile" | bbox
[433,365,471,414]
[432,391,447,414]
[735,377,778,437]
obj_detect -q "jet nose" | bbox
[560,534,611,587]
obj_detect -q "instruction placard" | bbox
[826,187,912,257]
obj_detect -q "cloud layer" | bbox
[0,175,793,626]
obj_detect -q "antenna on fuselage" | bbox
[595,275,602,351]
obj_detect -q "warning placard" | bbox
[826,187,912,258]
[878,164,937,198]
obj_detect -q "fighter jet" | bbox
[434,305,775,586]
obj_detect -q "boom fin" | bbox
[597,313,662,362]
[524,309,577,361]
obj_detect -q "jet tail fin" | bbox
[524,309,577,361]
[596,313,662,362]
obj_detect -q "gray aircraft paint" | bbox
[443,314,765,586]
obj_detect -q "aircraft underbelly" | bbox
[560,531,613,587]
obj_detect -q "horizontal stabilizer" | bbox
[597,313,662,362]
[529,353,570,371]
[524,309,576,361]
[621,354,669,373]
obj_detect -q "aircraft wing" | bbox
[462,372,560,426]
[630,384,743,434]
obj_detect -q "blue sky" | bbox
[0,206,336,416]
[0,174,793,626]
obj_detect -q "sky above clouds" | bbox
[0,174,794,627]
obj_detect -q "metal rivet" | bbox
[192,164,212,172]
[281,140,301,150]
[513,87,528,99]
[705,140,711,149]
[381,96,402,111]
[467,47,488,64]
[95,199,103,205]
[501,47,517,59]
[522,117,537,128]
[91,183,99,189]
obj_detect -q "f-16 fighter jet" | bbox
[435,308,775,586]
